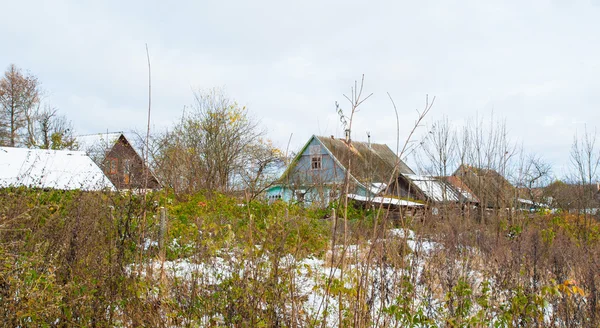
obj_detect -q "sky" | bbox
[2,0,599,178]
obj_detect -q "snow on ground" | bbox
[139,229,552,327]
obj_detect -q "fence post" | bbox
[158,207,167,254]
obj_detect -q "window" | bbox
[108,158,118,174]
[123,159,132,184]
[311,156,322,170]
[295,190,306,202]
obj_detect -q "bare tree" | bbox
[0,64,41,147]
[514,150,553,205]
[27,106,77,150]
[452,113,517,221]
[417,116,457,177]
[569,126,600,226]
[570,126,600,188]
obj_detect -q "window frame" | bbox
[108,158,118,174]
[123,159,132,184]
[311,155,322,170]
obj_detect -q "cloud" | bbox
[1,0,600,176]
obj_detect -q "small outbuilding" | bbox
[77,132,160,190]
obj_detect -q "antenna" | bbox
[367,131,371,149]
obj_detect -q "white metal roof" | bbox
[369,182,388,195]
[0,147,115,191]
[348,194,424,207]
[77,132,122,151]
[405,174,461,202]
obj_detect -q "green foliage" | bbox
[383,275,434,327]
[2,187,600,326]
[496,286,546,327]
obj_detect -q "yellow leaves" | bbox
[557,279,586,297]
[229,110,242,124]
[545,279,587,298]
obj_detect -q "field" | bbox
[1,188,599,327]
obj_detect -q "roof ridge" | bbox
[315,135,388,146]
[76,131,124,137]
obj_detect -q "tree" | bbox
[569,126,600,226]
[514,151,552,205]
[417,116,457,177]
[0,64,41,146]
[152,89,267,194]
[570,126,600,189]
[29,106,77,150]
[237,139,284,200]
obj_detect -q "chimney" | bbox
[367,131,371,149]
[344,129,351,144]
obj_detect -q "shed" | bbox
[77,132,160,190]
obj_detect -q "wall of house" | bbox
[267,185,337,206]
[267,181,371,207]
[267,137,373,207]
[286,137,346,187]
[103,137,159,190]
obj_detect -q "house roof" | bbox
[76,132,146,160]
[276,135,415,194]
[76,132,122,157]
[0,147,115,191]
[402,174,462,203]
[444,175,480,203]
[542,181,600,209]
[76,132,161,189]
[348,193,424,208]
[315,135,414,183]
[453,164,515,208]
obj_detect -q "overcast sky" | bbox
[2,0,599,177]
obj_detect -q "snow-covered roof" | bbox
[0,147,115,191]
[517,198,549,208]
[77,132,122,151]
[405,174,461,202]
[76,132,146,161]
[348,194,424,207]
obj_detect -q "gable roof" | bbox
[542,180,600,209]
[76,132,161,189]
[279,135,414,191]
[76,132,122,157]
[0,147,115,191]
[77,132,146,161]
[315,135,414,182]
[453,164,515,208]
[277,135,414,194]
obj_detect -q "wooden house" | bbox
[77,132,160,190]
[267,135,415,205]
[452,164,515,209]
